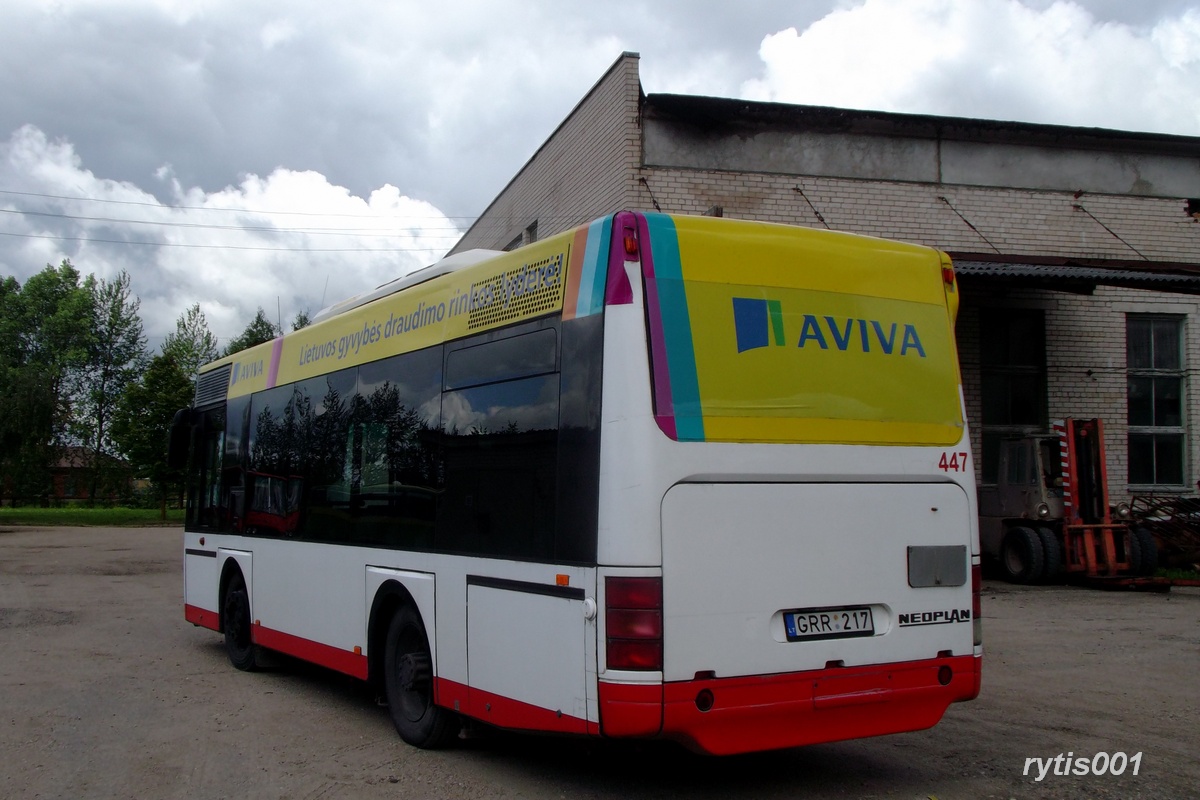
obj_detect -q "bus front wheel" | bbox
[384,605,460,748]
[223,572,259,671]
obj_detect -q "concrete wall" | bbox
[642,99,1200,199]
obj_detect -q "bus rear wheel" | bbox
[384,605,460,748]
[1001,526,1044,584]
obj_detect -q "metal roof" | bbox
[952,260,1200,295]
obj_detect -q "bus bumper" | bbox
[599,653,981,755]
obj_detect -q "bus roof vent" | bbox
[194,364,231,409]
[468,253,566,330]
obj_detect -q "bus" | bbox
[172,211,981,755]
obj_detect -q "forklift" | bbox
[978,419,1157,584]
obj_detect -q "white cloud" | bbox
[0,125,460,347]
[742,0,1200,135]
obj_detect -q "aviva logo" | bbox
[732,298,787,352]
[732,297,927,358]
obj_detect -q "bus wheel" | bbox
[1036,527,1061,583]
[223,573,259,671]
[384,605,460,748]
[1000,526,1044,584]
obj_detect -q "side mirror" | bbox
[167,408,194,470]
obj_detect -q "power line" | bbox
[0,187,482,222]
[0,230,455,253]
[0,207,463,237]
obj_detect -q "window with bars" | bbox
[1127,315,1186,486]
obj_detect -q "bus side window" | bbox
[187,407,225,531]
[440,322,560,560]
[351,346,443,548]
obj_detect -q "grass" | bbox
[0,506,184,527]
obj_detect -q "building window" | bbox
[1127,315,1186,486]
[979,308,1047,483]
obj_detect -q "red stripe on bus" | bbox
[434,677,588,734]
[600,654,980,755]
[251,623,369,681]
[185,604,220,632]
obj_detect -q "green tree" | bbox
[291,309,312,331]
[223,307,280,357]
[0,262,94,505]
[162,303,219,377]
[111,353,193,518]
[78,270,148,504]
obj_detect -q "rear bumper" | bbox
[599,654,980,755]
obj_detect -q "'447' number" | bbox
[939,451,969,472]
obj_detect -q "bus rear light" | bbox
[606,608,662,639]
[971,563,982,647]
[624,235,639,257]
[606,576,663,671]
[606,577,661,608]
[942,265,956,286]
[607,639,663,671]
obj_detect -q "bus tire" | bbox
[223,572,259,672]
[385,605,460,749]
[1000,526,1044,584]
[1132,526,1159,576]
[1036,527,1061,583]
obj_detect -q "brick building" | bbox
[451,53,1200,501]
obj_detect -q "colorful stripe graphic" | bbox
[643,214,704,442]
[563,216,612,320]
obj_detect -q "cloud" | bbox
[741,0,1200,135]
[0,125,460,347]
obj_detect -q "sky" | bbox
[2,0,1198,349]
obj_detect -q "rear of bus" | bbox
[592,212,981,755]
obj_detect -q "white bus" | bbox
[174,211,981,755]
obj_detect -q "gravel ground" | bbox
[1,525,1197,800]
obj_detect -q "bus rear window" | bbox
[642,214,964,445]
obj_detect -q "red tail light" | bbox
[971,563,983,647]
[606,576,663,671]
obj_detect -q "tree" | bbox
[111,353,194,518]
[78,270,148,504]
[223,307,280,357]
[162,303,219,377]
[0,261,94,505]
[291,309,312,331]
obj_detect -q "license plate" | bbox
[784,606,875,642]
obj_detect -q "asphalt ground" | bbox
[1,525,1197,800]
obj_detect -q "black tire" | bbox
[223,572,259,672]
[1000,526,1044,584]
[384,605,460,748]
[1036,527,1062,583]
[1132,526,1159,576]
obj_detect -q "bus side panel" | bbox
[183,532,220,630]
[465,583,589,732]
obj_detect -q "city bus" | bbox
[173,211,982,755]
